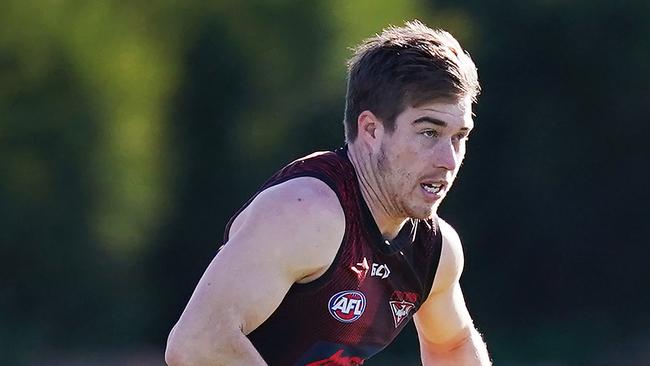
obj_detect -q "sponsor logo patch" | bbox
[350,258,369,280]
[328,290,366,323]
[370,263,390,279]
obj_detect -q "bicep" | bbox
[173,178,344,340]
[182,238,296,337]
[414,282,472,345]
[414,218,472,346]
[165,232,299,365]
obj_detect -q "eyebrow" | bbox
[412,116,472,131]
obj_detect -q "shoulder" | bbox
[228,176,346,279]
[431,218,465,294]
[236,176,344,235]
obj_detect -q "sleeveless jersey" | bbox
[223,146,443,365]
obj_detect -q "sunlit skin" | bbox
[166,96,489,366]
[348,96,474,240]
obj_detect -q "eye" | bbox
[422,130,439,138]
[452,132,469,142]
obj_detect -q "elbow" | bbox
[164,346,186,366]
[165,346,190,366]
[164,333,185,366]
[165,323,233,366]
[420,328,491,365]
[420,327,473,357]
[165,325,197,366]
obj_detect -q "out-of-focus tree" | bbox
[437,0,650,363]
[1,0,451,363]
[2,0,649,365]
[0,0,186,362]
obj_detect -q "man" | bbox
[165,20,490,365]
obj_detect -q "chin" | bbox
[407,206,437,220]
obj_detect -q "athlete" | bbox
[165,20,491,365]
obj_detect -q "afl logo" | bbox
[328,290,366,323]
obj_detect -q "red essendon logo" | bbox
[389,290,419,328]
[389,300,415,328]
[328,290,366,323]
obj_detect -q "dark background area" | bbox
[2,1,649,365]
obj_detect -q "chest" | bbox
[325,245,426,334]
[247,227,438,365]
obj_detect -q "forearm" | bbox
[165,325,268,366]
[420,327,491,366]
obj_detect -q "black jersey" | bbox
[223,146,443,365]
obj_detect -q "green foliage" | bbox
[2,0,649,364]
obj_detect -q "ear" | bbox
[357,110,384,149]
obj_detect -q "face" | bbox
[373,96,474,220]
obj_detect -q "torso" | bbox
[223,146,443,365]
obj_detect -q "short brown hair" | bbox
[344,20,480,142]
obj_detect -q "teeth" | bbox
[422,183,442,194]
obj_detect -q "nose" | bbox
[433,138,458,171]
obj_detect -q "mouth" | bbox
[420,181,446,195]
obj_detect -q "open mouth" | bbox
[421,182,444,194]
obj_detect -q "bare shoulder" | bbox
[167,177,346,349]
[227,176,346,281]
[431,218,465,294]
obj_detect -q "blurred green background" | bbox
[2,0,649,365]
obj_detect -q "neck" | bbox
[347,143,408,240]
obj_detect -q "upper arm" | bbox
[170,177,345,344]
[414,219,473,349]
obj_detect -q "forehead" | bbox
[402,97,474,129]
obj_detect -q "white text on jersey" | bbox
[371,263,390,279]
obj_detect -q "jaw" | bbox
[398,187,443,221]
